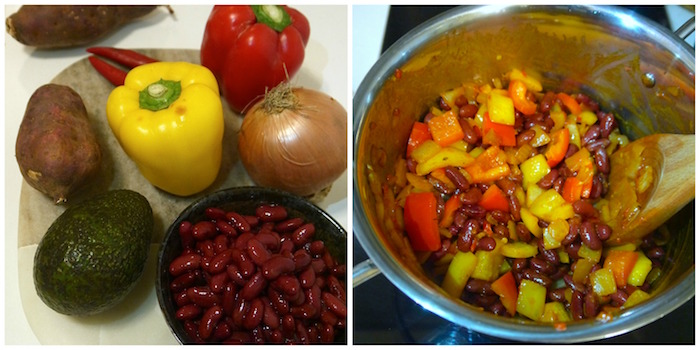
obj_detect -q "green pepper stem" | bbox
[139,79,181,111]
[251,5,292,32]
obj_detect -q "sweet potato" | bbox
[16,84,102,203]
[6,5,159,49]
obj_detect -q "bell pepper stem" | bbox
[251,5,292,32]
[139,79,181,111]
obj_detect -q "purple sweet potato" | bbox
[6,5,159,49]
[16,84,102,203]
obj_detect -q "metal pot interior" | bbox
[353,5,694,343]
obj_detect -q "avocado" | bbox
[33,189,153,316]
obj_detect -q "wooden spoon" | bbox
[603,133,695,245]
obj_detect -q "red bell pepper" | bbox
[483,113,516,147]
[561,177,583,203]
[200,5,310,113]
[557,92,582,115]
[479,184,510,212]
[544,127,570,167]
[406,121,432,157]
[465,145,511,183]
[427,111,465,147]
[491,271,518,316]
[604,250,639,287]
[403,192,441,251]
[439,194,462,228]
[508,79,537,115]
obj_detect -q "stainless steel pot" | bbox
[353,5,694,343]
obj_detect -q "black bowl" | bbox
[156,186,347,344]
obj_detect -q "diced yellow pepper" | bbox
[627,252,652,287]
[441,250,477,298]
[622,289,651,309]
[540,301,572,323]
[558,249,570,264]
[487,91,515,125]
[449,140,470,152]
[529,126,551,148]
[578,110,598,125]
[406,173,433,193]
[566,121,581,148]
[517,279,547,321]
[471,248,505,282]
[525,184,545,207]
[474,104,487,128]
[542,219,569,250]
[604,243,637,256]
[468,146,485,159]
[508,68,543,92]
[520,207,543,238]
[501,241,539,258]
[578,244,602,263]
[521,154,551,188]
[440,86,466,110]
[572,258,595,284]
[410,140,441,163]
[549,104,567,132]
[416,147,475,176]
[590,267,617,296]
[529,189,574,222]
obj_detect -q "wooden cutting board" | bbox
[15,49,329,344]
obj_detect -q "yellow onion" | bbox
[238,83,347,196]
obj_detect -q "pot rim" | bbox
[353,5,695,343]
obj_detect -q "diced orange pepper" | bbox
[482,113,516,147]
[556,92,582,115]
[479,184,510,212]
[403,192,441,251]
[491,271,518,316]
[465,145,511,183]
[508,79,537,115]
[562,177,583,203]
[439,195,462,228]
[604,250,639,287]
[406,121,432,157]
[544,128,570,167]
[427,110,465,147]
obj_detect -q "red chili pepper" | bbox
[200,5,310,113]
[86,47,158,68]
[87,56,127,86]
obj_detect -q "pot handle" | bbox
[353,258,382,288]
[674,16,695,41]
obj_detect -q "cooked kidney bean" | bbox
[572,200,598,218]
[465,278,494,295]
[580,221,602,250]
[595,223,612,241]
[476,236,497,251]
[459,103,479,118]
[445,166,469,190]
[594,147,610,174]
[167,204,345,344]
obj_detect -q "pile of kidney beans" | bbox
[167,203,346,344]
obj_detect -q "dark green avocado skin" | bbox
[33,189,153,316]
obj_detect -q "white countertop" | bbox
[4,4,348,344]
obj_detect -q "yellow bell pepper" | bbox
[517,279,547,321]
[520,154,550,188]
[106,61,224,196]
[540,301,572,323]
[441,250,477,298]
[590,267,617,296]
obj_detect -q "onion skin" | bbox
[238,86,347,196]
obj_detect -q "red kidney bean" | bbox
[209,249,233,274]
[293,249,312,271]
[521,268,552,287]
[247,238,271,266]
[269,288,290,315]
[582,124,600,145]
[170,269,201,292]
[275,217,304,233]
[564,143,579,158]
[308,240,326,257]
[489,210,510,224]
[176,304,202,320]
[199,305,223,340]
[187,286,220,308]
[192,221,217,241]
[463,204,486,218]
[562,217,581,245]
[243,298,264,330]
[322,292,346,318]
[646,246,665,259]
[516,128,536,146]
[262,256,296,280]
[175,289,190,307]
[241,271,267,300]
[274,275,301,297]
[516,222,531,243]
[212,233,228,254]
[460,103,479,118]
[552,176,567,194]
[179,221,195,250]
[226,264,247,286]
[580,220,602,250]
[599,112,616,138]
[256,204,288,222]
[262,298,280,329]
[292,223,316,247]
[216,220,237,238]
[281,314,296,334]
[169,253,202,277]
[320,323,335,343]
[225,211,251,233]
[444,166,469,191]
[209,272,229,293]
[460,187,482,205]
[223,282,236,315]
[583,292,598,318]
[212,322,232,341]
[594,147,610,174]
[529,257,555,275]
[572,200,598,218]
[570,290,585,320]
[548,287,568,303]
[184,320,203,343]
[196,239,216,258]
[205,207,226,220]
[595,223,612,241]
[537,169,558,189]
[563,274,586,293]
[476,236,496,251]
[465,278,494,295]
[327,275,346,302]
[299,266,316,289]
[456,219,478,252]
[611,289,629,306]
